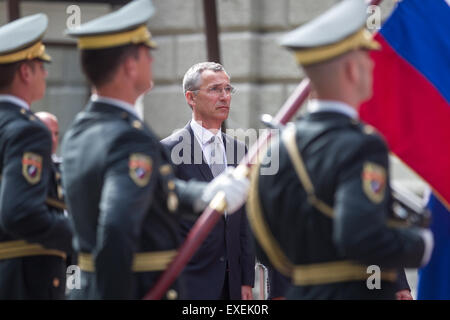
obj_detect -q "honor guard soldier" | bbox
[247,0,433,299]
[0,14,73,299]
[61,0,249,300]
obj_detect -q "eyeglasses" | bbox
[192,85,236,96]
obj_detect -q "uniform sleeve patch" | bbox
[22,152,43,184]
[362,162,386,204]
[129,153,152,187]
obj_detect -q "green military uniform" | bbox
[247,0,431,299]
[62,100,205,299]
[0,14,73,299]
[249,110,427,299]
[62,0,206,299]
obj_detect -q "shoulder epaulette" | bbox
[118,111,144,131]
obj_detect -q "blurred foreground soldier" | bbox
[0,14,73,299]
[247,0,433,300]
[62,0,249,300]
[267,267,290,300]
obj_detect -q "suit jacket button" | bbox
[219,256,225,262]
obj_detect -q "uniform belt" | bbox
[78,250,177,273]
[291,260,397,286]
[46,197,67,211]
[0,240,66,261]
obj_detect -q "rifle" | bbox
[391,181,431,228]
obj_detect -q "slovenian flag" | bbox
[359,0,450,208]
[416,193,450,299]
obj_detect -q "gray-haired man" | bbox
[162,62,255,300]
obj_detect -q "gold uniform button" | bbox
[57,185,64,200]
[29,115,36,121]
[20,108,26,114]
[364,125,376,135]
[167,192,179,213]
[159,164,172,175]
[167,180,175,191]
[166,289,178,300]
[53,277,60,288]
[132,120,142,129]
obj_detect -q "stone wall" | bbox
[0,0,398,136]
[1,1,112,147]
[0,0,426,193]
[145,0,396,137]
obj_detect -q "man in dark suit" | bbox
[161,62,255,300]
[0,14,73,299]
[247,0,433,299]
[61,1,249,300]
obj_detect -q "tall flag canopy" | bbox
[360,0,450,208]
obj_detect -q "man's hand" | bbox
[241,285,253,300]
[396,289,413,300]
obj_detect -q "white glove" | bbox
[197,167,250,214]
[419,228,434,267]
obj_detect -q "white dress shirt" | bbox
[307,99,358,119]
[190,119,227,167]
[0,94,30,110]
[91,94,140,119]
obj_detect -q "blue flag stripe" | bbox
[417,193,450,299]
[380,0,450,104]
